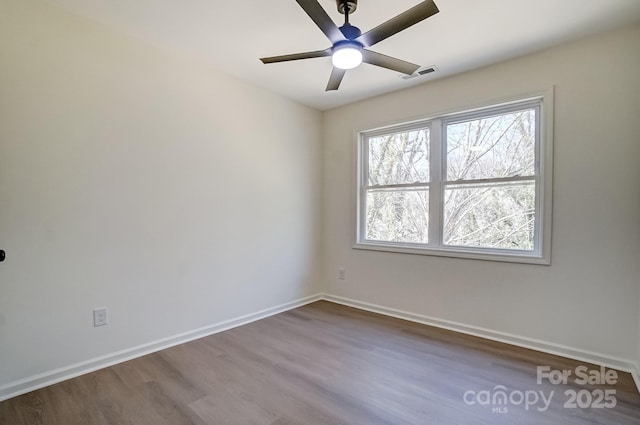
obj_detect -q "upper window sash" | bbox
[442,102,540,183]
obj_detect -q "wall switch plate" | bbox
[93,307,108,327]
[338,268,346,280]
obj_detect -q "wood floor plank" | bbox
[1,300,639,424]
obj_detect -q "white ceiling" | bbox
[44,0,640,111]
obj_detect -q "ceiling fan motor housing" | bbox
[337,0,358,14]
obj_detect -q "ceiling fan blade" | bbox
[362,50,420,75]
[357,0,439,47]
[260,48,331,64]
[295,0,345,44]
[326,67,346,91]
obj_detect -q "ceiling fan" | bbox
[260,0,439,91]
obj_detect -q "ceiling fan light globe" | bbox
[332,45,363,70]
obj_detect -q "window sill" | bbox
[353,241,550,265]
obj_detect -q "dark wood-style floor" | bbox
[1,301,639,424]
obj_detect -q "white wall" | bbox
[0,0,322,389]
[1,0,639,400]
[322,23,640,363]
[637,262,640,373]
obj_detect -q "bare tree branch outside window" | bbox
[363,107,538,252]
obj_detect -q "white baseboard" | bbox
[321,293,640,393]
[2,292,638,402]
[631,365,640,393]
[0,294,323,402]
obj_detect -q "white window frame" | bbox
[355,90,553,265]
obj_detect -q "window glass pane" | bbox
[368,128,429,186]
[444,182,535,250]
[446,109,535,181]
[366,189,429,243]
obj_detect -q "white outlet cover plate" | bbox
[93,308,108,327]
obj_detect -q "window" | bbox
[356,93,553,264]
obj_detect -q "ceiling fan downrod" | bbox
[337,0,361,40]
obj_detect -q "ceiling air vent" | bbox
[402,66,437,80]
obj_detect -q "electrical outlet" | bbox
[338,268,346,280]
[93,307,108,327]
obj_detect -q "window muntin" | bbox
[357,96,550,263]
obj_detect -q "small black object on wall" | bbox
[0,250,5,262]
